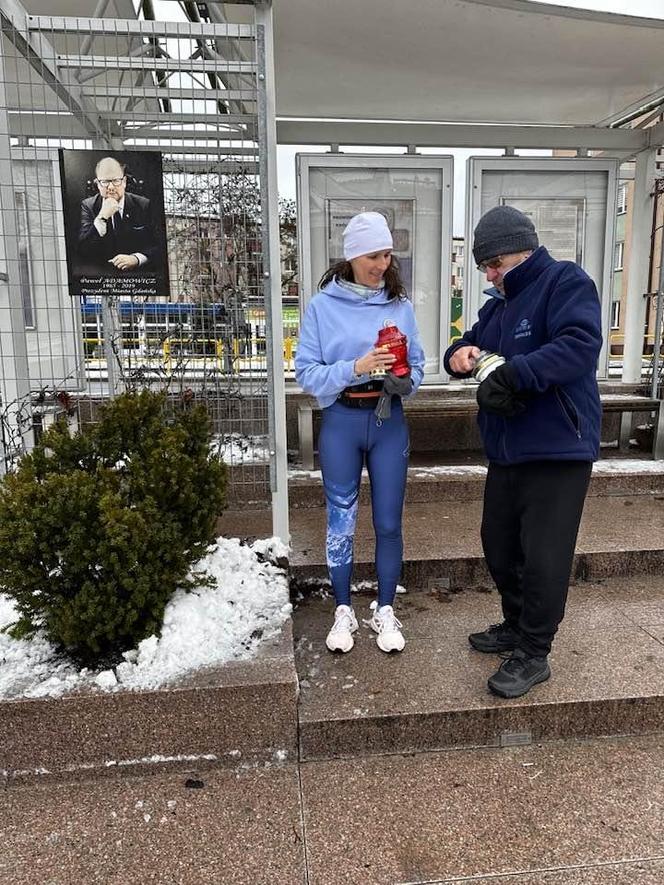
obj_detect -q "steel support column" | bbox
[256,2,289,543]
[0,36,32,472]
[622,148,657,384]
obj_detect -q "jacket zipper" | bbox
[555,388,582,439]
[499,301,508,459]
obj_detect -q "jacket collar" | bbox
[502,246,555,298]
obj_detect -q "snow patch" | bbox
[0,536,291,700]
[211,433,271,465]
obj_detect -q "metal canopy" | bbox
[272,0,664,129]
[11,0,664,153]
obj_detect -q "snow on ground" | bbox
[211,433,271,465]
[0,537,291,700]
[292,577,407,601]
[290,460,664,481]
[592,459,664,474]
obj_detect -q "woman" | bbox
[295,211,425,654]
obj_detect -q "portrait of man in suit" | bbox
[78,156,158,272]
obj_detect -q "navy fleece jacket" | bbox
[443,247,602,464]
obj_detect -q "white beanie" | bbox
[342,212,393,261]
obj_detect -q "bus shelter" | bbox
[0,0,663,540]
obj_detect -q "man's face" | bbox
[480,252,530,293]
[95,158,126,202]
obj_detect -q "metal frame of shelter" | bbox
[0,0,663,542]
[0,0,288,538]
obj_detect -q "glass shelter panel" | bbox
[297,155,453,381]
[464,158,618,378]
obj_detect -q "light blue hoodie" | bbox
[295,277,426,408]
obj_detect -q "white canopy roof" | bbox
[12,0,664,151]
[272,0,664,128]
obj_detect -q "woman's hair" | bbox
[318,255,407,301]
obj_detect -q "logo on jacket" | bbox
[514,318,531,340]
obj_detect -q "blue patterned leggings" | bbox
[318,399,409,607]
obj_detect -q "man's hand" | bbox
[449,345,481,374]
[99,197,120,221]
[476,363,527,418]
[109,254,139,271]
[354,346,396,376]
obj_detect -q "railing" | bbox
[82,336,298,373]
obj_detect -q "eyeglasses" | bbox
[95,177,125,187]
[477,256,504,273]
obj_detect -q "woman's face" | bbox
[350,250,392,288]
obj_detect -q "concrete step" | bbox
[286,493,664,589]
[6,733,664,884]
[1,624,298,780]
[293,577,664,761]
[288,459,664,508]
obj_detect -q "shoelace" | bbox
[375,608,402,634]
[499,650,529,670]
[488,622,508,635]
[330,611,354,633]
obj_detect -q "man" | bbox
[444,205,602,699]
[78,156,157,272]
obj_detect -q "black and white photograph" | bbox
[59,148,170,299]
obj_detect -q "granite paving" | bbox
[299,734,664,885]
[294,578,664,759]
[0,762,305,885]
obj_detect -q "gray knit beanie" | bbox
[472,205,539,265]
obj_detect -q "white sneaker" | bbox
[369,602,405,653]
[325,605,359,653]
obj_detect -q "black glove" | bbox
[476,363,527,418]
[374,372,413,421]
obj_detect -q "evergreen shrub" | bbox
[0,390,226,665]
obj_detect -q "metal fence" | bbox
[0,1,277,508]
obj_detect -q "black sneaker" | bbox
[487,648,551,699]
[468,622,518,654]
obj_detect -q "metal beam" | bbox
[161,158,258,173]
[276,119,647,153]
[648,121,664,148]
[0,0,111,145]
[124,129,258,141]
[56,55,256,74]
[598,88,664,128]
[7,111,92,139]
[123,120,253,136]
[98,110,256,124]
[28,16,255,40]
[80,86,256,102]
[129,144,257,156]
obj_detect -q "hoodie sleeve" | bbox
[404,302,426,394]
[295,299,358,398]
[510,266,602,393]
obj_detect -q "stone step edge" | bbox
[298,695,664,762]
[1,625,299,781]
[287,471,664,508]
[291,549,664,589]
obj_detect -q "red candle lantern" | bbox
[375,324,410,377]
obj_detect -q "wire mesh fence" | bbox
[0,2,274,506]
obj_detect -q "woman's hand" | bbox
[354,346,396,376]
